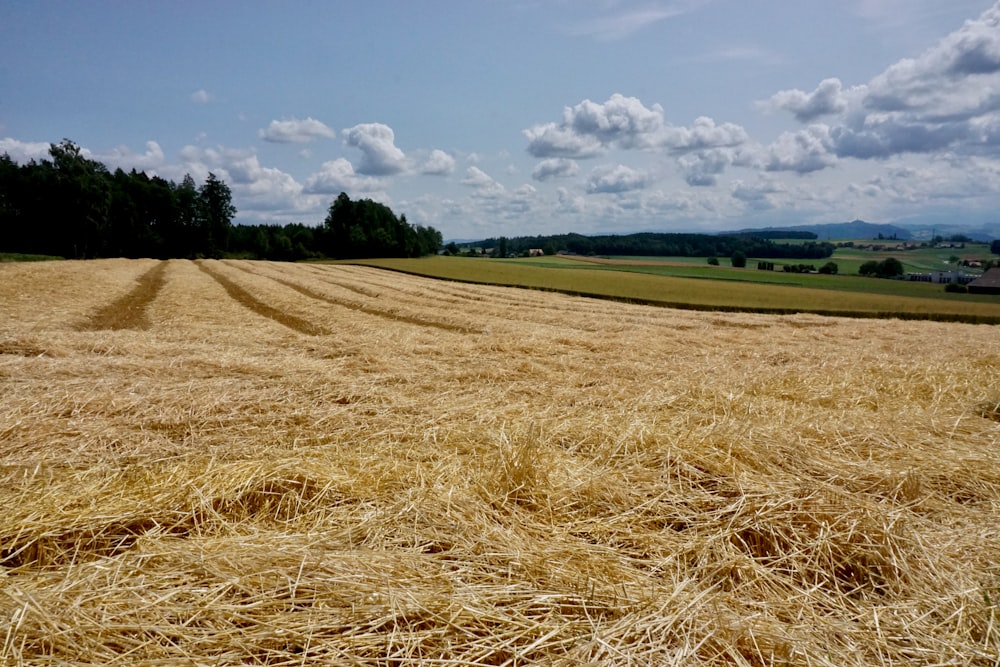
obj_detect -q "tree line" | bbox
[470,232,836,260]
[0,140,440,260]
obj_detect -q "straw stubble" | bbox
[0,258,997,665]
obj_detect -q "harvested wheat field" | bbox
[1,258,999,665]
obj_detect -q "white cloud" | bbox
[567,94,666,148]
[661,116,749,151]
[762,78,852,122]
[524,122,605,158]
[0,137,52,162]
[525,94,748,158]
[227,155,311,211]
[190,89,213,104]
[258,117,335,143]
[101,141,165,171]
[531,158,580,181]
[771,2,1000,163]
[154,143,330,222]
[585,164,650,193]
[677,149,732,186]
[342,123,407,175]
[765,125,838,173]
[420,149,455,175]
[461,166,505,197]
[303,158,382,194]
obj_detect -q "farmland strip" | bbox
[197,262,327,336]
[83,261,167,331]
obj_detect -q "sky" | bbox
[3,0,1000,239]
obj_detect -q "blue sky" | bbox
[3,0,1000,239]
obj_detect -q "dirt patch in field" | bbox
[83,261,167,331]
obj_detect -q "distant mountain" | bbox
[733,220,912,241]
[889,219,1000,242]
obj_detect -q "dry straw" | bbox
[1,258,998,665]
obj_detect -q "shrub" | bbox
[945,282,968,293]
[707,256,719,266]
[859,258,903,278]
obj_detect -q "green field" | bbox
[0,252,63,262]
[349,255,1000,323]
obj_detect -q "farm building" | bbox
[967,267,1000,294]
[906,270,976,284]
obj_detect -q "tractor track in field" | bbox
[229,262,480,335]
[197,262,328,336]
[83,261,167,331]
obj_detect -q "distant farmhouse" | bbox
[967,268,1000,295]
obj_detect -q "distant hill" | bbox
[734,220,912,241]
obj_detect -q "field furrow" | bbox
[1,259,998,666]
[232,261,481,334]
[197,260,328,336]
[83,260,167,331]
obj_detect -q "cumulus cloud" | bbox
[771,3,1000,163]
[342,123,407,175]
[419,149,455,175]
[164,143,324,220]
[461,166,505,196]
[763,78,851,122]
[525,94,748,159]
[101,141,166,171]
[190,89,213,104]
[585,164,650,193]
[258,117,335,143]
[0,137,54,162]
[661,116,749,151]
[677,149,732,186]
[304,158,381,194]
[531,158,580,181]
[524,122,605,158]
[765,125,837,173]
[857,4,1000,130]
[566,94,666,148]
[830,119,970,159]
[226,155,308,210]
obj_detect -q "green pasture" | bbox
[492,254,986,299]
[350,255,1000,323]
[830,243,991,274]
[0,252,63,262]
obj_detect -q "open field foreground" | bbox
[1,258,999,666]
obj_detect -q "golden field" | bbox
[1,258,998,665]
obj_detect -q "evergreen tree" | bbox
[197,172,236,257]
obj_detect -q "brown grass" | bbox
[1,258,998,665]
